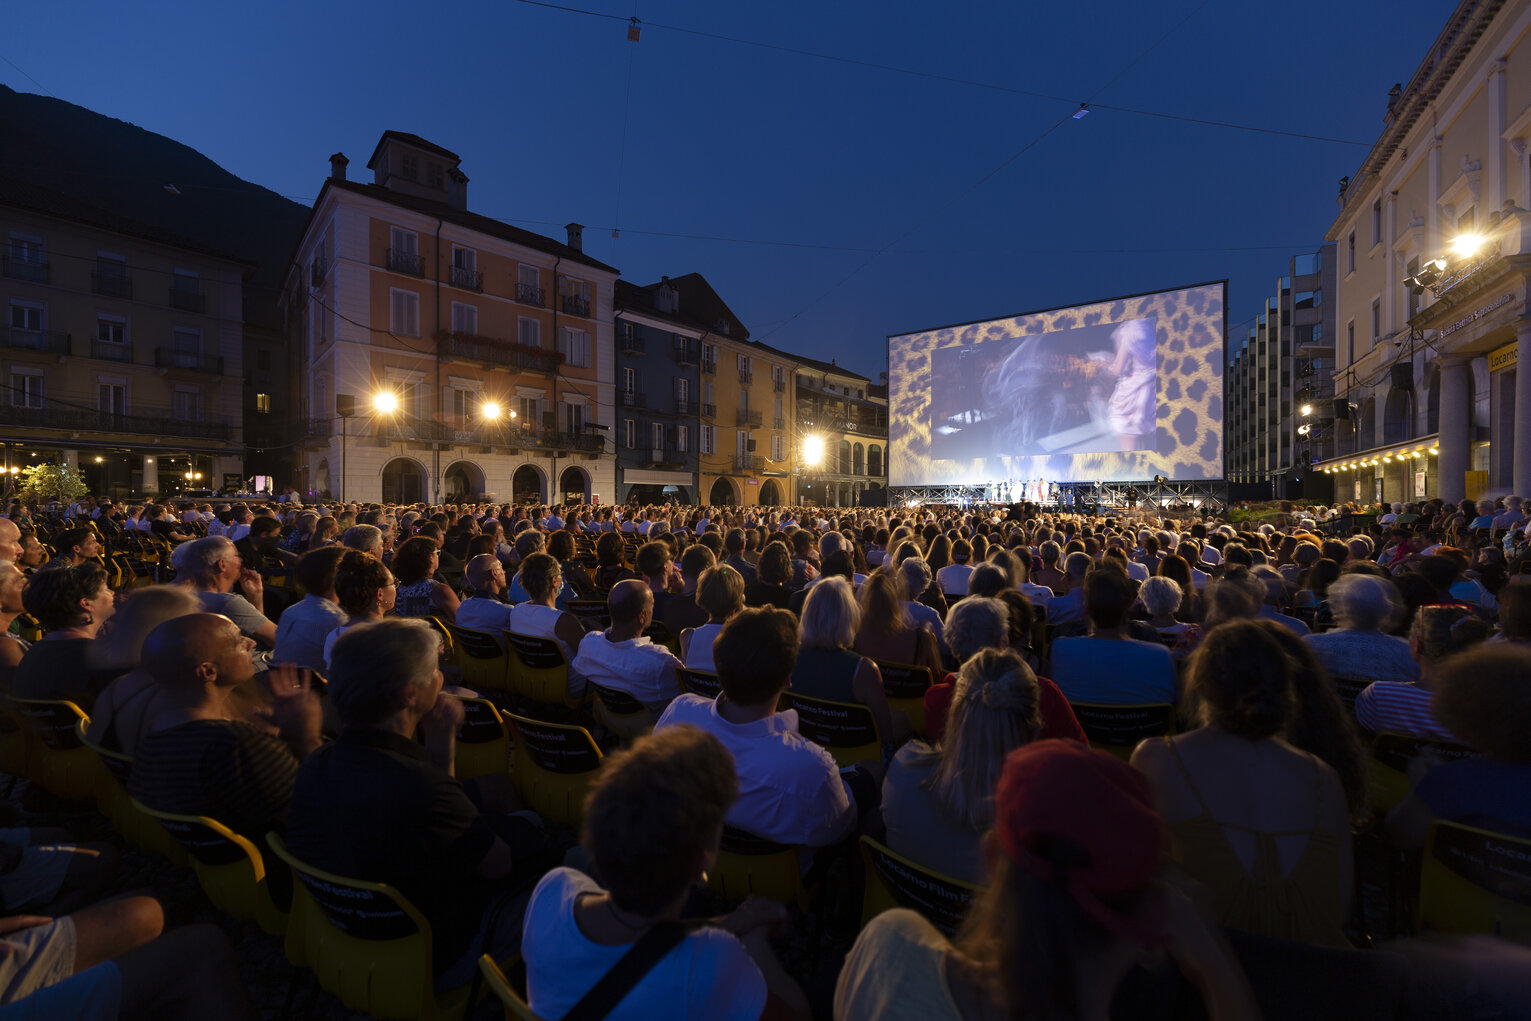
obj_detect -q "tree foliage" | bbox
[17,463,90,504]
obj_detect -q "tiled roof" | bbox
[366,131,461,169]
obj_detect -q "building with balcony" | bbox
[2,179,247,497]
[1225,244,1337,500]
[794,356,887,507]
[281,133,618,505]
[613,277,703,503]
[1322,0,1531,505]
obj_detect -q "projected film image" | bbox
[887,282,1225,488]
[929,316,1157,460]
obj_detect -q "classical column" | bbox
[1515,319,1531,495]
[1438,358,1470,503]
[1489,59,1508,211]
[142,454,161,497]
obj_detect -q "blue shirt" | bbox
[1049,637,1177,705]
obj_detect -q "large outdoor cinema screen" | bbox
[886,281,1226,488]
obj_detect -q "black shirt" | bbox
[285,727,496,972]
[149,519,183,542]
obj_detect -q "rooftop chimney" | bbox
[447,167,469,212]
[566,223,584,252]
[329,152,349,181]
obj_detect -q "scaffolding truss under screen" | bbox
[887,480,1228,515]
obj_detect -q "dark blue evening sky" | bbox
[5,0,1449,379]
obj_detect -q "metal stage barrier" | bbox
[888,480,1228,515]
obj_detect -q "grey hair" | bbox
[176,536,237,587]
[944,596,1008,661]
[799,576,859,650]
[923,648,1040,831]
[515,529,545,557]
[899,556,932,597]
[327,618,442,728]
[1328,573,1403,632]
[1139,576,1183,617]
[342,524,383,555]
[1063,551,1092,578]
[819,530,846,558]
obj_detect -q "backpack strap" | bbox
[561,920,692,1021]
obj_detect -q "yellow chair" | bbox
[860,836,985,938]
[564,600,610,632]
[266,832,478,1021]
[589,683,650,738]
[1366,732,1477,815]
[505,632,586,711]
[440,621,510,693]
[1418,821,1531,943]
[505,713,603,828]
[708,825,812,912]
[450,694,510,781]
[12,614,43,644]
[643,621,680,656]
[1067,701,1177,762]
[678,668,722,700]
[874,660,934,738]
[73,720,186,865]
[783,692,882,768]
[7,697,107,801]
[132,799,287,936]
[478,955,544,1021]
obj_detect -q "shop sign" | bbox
[1489,340,1518,373]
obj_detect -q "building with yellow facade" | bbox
[794,357,887,507]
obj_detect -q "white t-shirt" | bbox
[523,868,766,1021]
[455,596,515,636]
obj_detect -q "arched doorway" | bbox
[1383,388,1411,444]
[709,478,737,505]
[512,465,546,504]
[867,444,882,477]
[838,440,852,474]
[381,457,426,505]
[443,460,485,502]
[759,479,781,505]
[852,443,864,475]
[558,466,589,505]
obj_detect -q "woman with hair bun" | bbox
[1132,618,1352,947]
[881,648,1041,883]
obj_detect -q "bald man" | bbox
[0,517,21,564]
[454,554,514,635]
[571,579,683,733]
[128,614,321,847]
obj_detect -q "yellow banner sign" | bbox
[1489,340,1518,373]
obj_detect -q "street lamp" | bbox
[372,391,399,414]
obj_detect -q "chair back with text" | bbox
[449,694,510,781]
[1366,732,1478,815]
[440,620,509,692]
[132,799,286,935]
[1419,821,1531,944]
[783,691,882,768]
[506,713,604,827]
[505,632,583,710]
[590,682,647,720]
[1068,701,1177,761]
[678,668,722,700]
[266,832,472,1021]
[564,600,610,632]
[875,660,933,738]
[860,836,985,937]
[708,825,811,912]
[8,697,105,801]
[1332,676,1375,714]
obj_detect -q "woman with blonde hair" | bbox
[853,570,942,678]
[791,576,905,742]
[881,647,1040,883]
[85,585,204,755]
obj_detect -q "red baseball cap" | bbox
[994,740,1166,945]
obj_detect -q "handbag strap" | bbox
[561,920,691,1021]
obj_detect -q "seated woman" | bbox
[1140,576,1201,658]
[547,528,597,600]
[1387,643,1531,844]
[591,531,637,594]
[323,551,397,671]
[507,553,587,666]
[742,541,793,609]
[791,577,906,742]
[1131,618,1353,947]
[679,564,746,672]
[882,648,1039,884]
[853,571,942,680]
[11,563,119,707]
[1353,604,1489,740]
[522,726,810,1021]
[85,585,203,756]
[837,740,1258,1020]
[389,536,460,622]
[1303,573,1418,685]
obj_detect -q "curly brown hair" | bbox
[1184,618,1294,739]
[333,551,393,617]
[390,536,439,586]
[581,726,738,915]
[1433,645,1531,762]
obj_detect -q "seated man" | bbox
[1050,567,1177,705]
[1043,552,1092,632]
[272,547,349,672]
[654,607,872,851]
[286,618,549,989]
[129,614,321,851]
[572,580,683,735]
[43,527,100,570]
[662,544,715,634]
[234,516,298,575]
[174,536,278,648]
[454,554,515,635]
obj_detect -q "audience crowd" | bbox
[0,490,1528,1018]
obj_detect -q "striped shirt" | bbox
[128,719,298,839]
[1352,681,1458,742]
